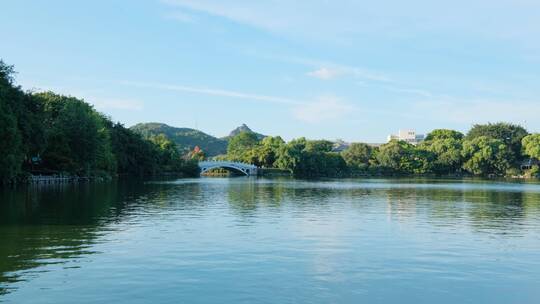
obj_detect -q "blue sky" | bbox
[2,0,540,142]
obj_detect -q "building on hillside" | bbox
[387,129,425,145]
[520,158,539,170]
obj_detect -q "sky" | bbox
[1,0,540,142]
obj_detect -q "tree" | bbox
[305,140,334,153]
[257,136,285,167]
[461,136,511,175]
[425,129,464,141]
[375,140,432,174]
[188,146,206,161]
[522,134,540,178]
[341,143,372,171]
[467,122,528,163]
[148,134,182,171]
[410,148,436,174]
[522,134,540,160]
[274,138,347,177]
[0,60,25,183]
[110,122,159,176]
[0,60,204,182]
[34,92,116,175]
[419,129,464,174]
[227,131,260,162]
[109,124,199,177]
[94,113,116,174]
[0,100,22,183]
[275,138,306,173]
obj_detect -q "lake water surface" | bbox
[1,178,540,303]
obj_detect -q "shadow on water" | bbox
[0,179,193,296]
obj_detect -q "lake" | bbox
[1,178,540,303]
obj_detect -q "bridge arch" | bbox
[199,161,258,176]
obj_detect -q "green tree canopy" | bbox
[341,143,372,171]
[0,100,22,183]
[227,131,260,162]
[425,129,464,141]
[305,140,334,153]
[419,132,463,174]
[461,136,511,175]
[275,138,347,177]
[275,137,307,173]
[255,136,285,167]
[0,60,200,183]
[33,92,115,174]
[110,122,159,176]
[0,60,28,183]
[466,122,528,163]
[376,140,434,174]
[522,134,540,160]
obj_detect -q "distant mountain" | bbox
[332,139,350,152]
[130,123,268,156]
[223,123,266,141]
[130,123,227,156]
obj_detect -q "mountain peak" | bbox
[229,123,253,137]
[226,124,266,140]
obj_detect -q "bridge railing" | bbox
[199,161,257,168]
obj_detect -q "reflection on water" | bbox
[1,178,540,303]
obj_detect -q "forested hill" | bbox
[130,123,228,156]
[130,123,268,156]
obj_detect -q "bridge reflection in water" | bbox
[198,161,258,176]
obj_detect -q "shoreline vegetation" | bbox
[1,60,540,186]
[219,128,539,180]
[1,60,200,186]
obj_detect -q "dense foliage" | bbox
[223,126,540,178]
[0,61,198,184]
[418,129,463,174]
[522,134,540,160]
[275,139,347,177]
[461,136,511,175]
[340,143,372,171]
[466,122,528,164]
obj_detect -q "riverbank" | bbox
[29,175,95,184]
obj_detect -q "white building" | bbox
[387,129,425,145]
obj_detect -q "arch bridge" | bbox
[198,161,258,176]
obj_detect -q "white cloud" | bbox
[120,81,302,105]
[292,96,355,123]
[307,67,344,80]
[160,0,540,49]
[256,53,392,83]
[121,80,357,124]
